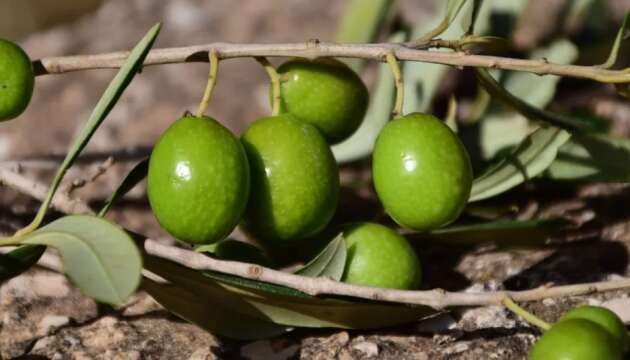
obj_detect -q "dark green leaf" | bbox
[99,158,148,217]
[470,126,571,202]
[546,134,630,181]
[22,215,142,306]
[427,218,568,247]
[295,233,346,280]
[601,11,630,69]
[23,24,161,232]
[0,245,45,283]
[142,277,291,340]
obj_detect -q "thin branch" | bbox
[33,42,630,84]
[1,166,630,309]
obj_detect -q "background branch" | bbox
[33,41,630,83]
[1,166,630,309]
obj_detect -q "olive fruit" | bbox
[0,39,34,121]
[276,58,368,144]
[528,319,622,360]
[341,222,421,290]
[241,114,339,245]
[372,113,473,231]
[559,305,628,351]
[148,115,250,244]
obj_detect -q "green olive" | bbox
[559,305,628,352]
[0,39,34,121]
[341,222,421,290]
[277,58,369,144]
[372,113,473,231]
[241,114,339,245]
[529,319,622,360]
[147,115,250,244]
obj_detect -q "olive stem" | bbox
[196,50,220,118]
[385,52,404,118]
[255,57,281,116]
[502,296,552,331]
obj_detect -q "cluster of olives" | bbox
[529,305,629,360]
[147,56,472,290]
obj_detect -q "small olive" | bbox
[148,115,250,244]
[528,319,622,360]
[0,39,34,121]
[241,114,339,246]
[276,58,369,144]
[341,222,421,290]
[559,305,628,352]
[372,113,473,231]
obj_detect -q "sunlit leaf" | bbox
[142,277,291,340]
[0,245,45,283]
[22,215,142,306]
[546,134,630,181]
[295,233,346,280]
[470,126,571,202]
[601,11,630,69]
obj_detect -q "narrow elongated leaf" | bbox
[415,0,469,43]
[144,255,435,330]
[601,11,630,69]
[427,218,568,247]
[295,233,346,280]
[23,24,161,233]
[99,158,148,216]
[546,134,630,181]
[142,277,291,340]
[332,32,404,163]
[0,245,45,283]
[335,0,396,71]
[22,215,142,306]
[470,126,571,202]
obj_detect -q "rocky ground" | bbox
[1,0,630,359]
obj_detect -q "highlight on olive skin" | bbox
[0,38,35,121]
[372,112,473,231]
[147,115,250,245]
[276,57,369,144]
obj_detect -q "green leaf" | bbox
[99,158,148,216]
[470,126,571,202]
[546,134,630,181]
[428,218,568,248]
[295,233,346,280]
[0,245,45,283]
[601,11,630,69]
[332,32,404,163]
[142,277,291,340]
[415,0,469,43]
[144,255,435,330]
[22,23,161,233]
[335,0,396,71]
[22,215,142,306]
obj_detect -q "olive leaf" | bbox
[98,158,148,216]
[335,0,396,71]
[601,11,630,69]
[21,23,161,233]
[427,218,569,248]
[469,126,571,202]
[0,245,45,283]
[142,277,291,340]
[546,134,630,182]
[332,32,404,163]
[414,0,469,44]
[21,215,142,306]
[294,233,346,280]
[144,254,435,331]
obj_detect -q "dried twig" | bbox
[33,41,630,83]
[1,166,630,309]
[64,156,115,195]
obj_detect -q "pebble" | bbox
[38,315,70,335]
[352,341,379,357]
